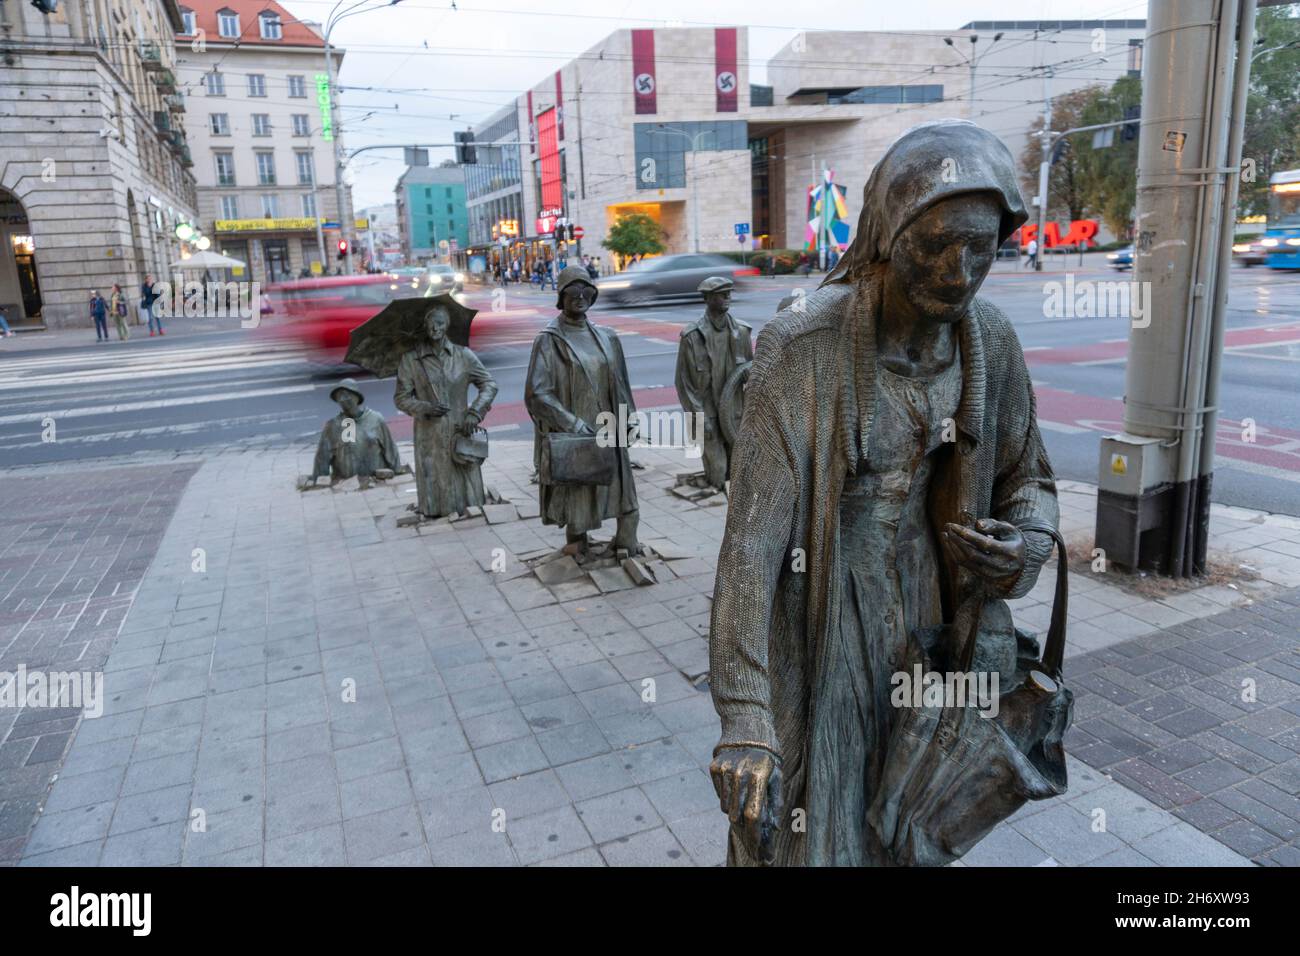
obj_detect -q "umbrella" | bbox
[169,250,247,270]
[344,293,476,378]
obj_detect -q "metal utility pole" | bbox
[1094,0,1261,577]
[1033,67,1053,272]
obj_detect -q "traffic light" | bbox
[1122,105,1140,143]
[337,239,349,260]
[566,223,576,241]
[454,131,477,165]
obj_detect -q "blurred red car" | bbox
[264,274,422,364]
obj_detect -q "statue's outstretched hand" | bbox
[710,746,783,864]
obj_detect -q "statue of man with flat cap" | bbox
[675,275,753,490]
[307,378,403,484]
[525,265,640,555]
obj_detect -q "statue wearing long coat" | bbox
[525,316,638,534]
[394,340,497,518]
[675,311,753,488]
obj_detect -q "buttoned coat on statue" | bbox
[394,340,498,518]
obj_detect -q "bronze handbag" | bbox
[540,432,615,486]
[452,426,489,467]
[866,517,1073,866]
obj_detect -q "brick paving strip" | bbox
[0,463,200,864]
[9,440,1299,866]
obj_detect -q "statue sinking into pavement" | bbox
[525,265,640,557]
[674,275,753,491]
[707,120,1067,867]
[305,378,403,485]
[394,302,498,519]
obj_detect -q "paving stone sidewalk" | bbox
[8,439,1298,866]
[0,463,200,863]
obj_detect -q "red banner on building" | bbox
[537,107,562,215]
[631,29,656,115]
[527,90,535,154]
[555,70,564,140]
[715,28,738,112]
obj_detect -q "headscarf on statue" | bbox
[822,119,1029,287]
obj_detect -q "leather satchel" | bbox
[541,432,615,486]
[866,517,1073,866]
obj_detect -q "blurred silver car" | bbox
[424,263,464,294]
[595,254,755,306]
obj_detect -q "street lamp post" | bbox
[648,126,715,253]
[944,32,1002,119]
[321,0,404,275]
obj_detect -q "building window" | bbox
[259,12,282,40]
[445,187,452,198]
[205,72,226,96]
[292,114,310,136]
[295,151,314,185]
[214,152,235,186]
[261,194,280,218]
[426,204,432,215]
[287,75,306,98]
[1128,39,1144,76]
[255,151,276,185]
[209,113,230,135]
[180,8,196,34]
[302,193,317,218]
[448,219,455,232]
[217,10,239,38]
[252,114,272,136]
[447,203,453,214]
[248,75,267,97]
[220,195,239,219]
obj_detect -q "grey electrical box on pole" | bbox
[404,148,429,167]
[1093,0,1259,576]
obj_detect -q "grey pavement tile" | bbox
[536,719,611,766]
[597,710,672,749]
[23,802,114,857]
[366,844,434,866]
[598,826,693,866]
[666,810,728,867]
[1131,822,1253,866]
[267,752,334,799]
[1012,803,1126,866]
[506,671,572,708]
[507,805,592,865]
[340,768,415,820]
[140,698,205,734]
[531,847,606,867]
[343,803,425,864]
[109,783,193,836]
[19,839,104,867]
[1174,757,1252,795]
[1212,819,1283,858]
[559,660,624,693]
[640,768,719,825]
[555,752,638,803]
[41,765,126,813]
[132,723,203,763]
[421,786,497,841]
[963,823,1054,867]
[266,822,348,866]
[519,693,588,731]
[1212,789,1299,841]
[408,750,483,801]
[475,736,550,783]
[1066,782,1178,844]
[1082,846,1160,866]
[184,804,264,861]
[334,736,406,783]
[190,770,264,816]
[578,683,645,719]
[651,694,720,735]
[267,782,342,840]
[267,723,332,765]
[101,822,184,866]
[621,737,699,785]
[462,707,531,749]
[196,736,264,779]
[575,786,663,844]
[122,751,197,797]
[450,682,516,719]
[70,710,144,746]
[431,826,516,866]
[58,736,134,778]
[488,770,570,822]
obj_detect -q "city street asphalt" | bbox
[1,255,1298,515]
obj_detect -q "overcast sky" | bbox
[280,0,1150,209]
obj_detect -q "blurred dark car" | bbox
[1232,238,1268,267]
[595,254,758,306]
[1106,246,1134,270]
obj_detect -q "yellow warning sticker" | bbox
[1110,454,1128,475]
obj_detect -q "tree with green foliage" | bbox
[601,212,666,258]
[1240,4,1300,217]
[1072,74,1143,240]
[1020,86,1099,224]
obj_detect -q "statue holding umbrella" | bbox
[346,294,498,519]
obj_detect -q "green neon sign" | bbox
[316,74,333,142]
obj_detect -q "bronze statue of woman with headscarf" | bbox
[707,120,1061,866]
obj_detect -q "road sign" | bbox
[734,222,750,235]
[573,225,585,239]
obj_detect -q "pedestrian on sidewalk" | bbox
[1024,237,1038,269]
[141,274,164,336]
[0,305,14,338]
[89,290,109,341]
[110,283,130,341]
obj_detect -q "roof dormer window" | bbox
[259,12,283,40]
[217,9,239,38]
[179,8,196,35]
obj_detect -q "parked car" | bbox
[595,254,758,306]
[1106,246,1134,270]
[1232,238,1269,266]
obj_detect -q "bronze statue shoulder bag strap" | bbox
[1009,516,1068,680]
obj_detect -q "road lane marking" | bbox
[0,385,314,425]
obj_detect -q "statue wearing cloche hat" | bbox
[674,275,753,490]
[305,378,403,485]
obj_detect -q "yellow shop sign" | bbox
[215,218,319,233]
